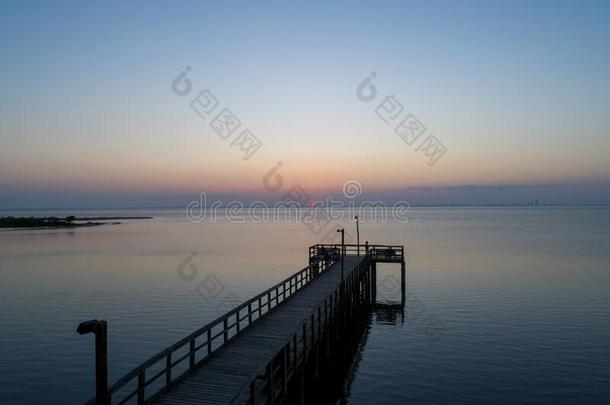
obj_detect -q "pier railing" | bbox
[309,243,404,262]
[83,243,404,404]
[95,255,339,404]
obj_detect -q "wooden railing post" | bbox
[302,323,307,363]
[281,346,288,395]
[137,370,145,404]
[166,353,172,386]
[310,314,315,345]
[293,334,297,368]
[317,307,322,342]
[250,381,257,405]
[266,362,274,405]
[189,339,196,368]
[258,297,262,318]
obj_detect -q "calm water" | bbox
[1,207,609,404]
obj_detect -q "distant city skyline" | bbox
[1,1,609,208]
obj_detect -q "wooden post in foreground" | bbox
[77,319,109,405]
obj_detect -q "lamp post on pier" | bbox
[336,228,345,282]
[354,215,360,255]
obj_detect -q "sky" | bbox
[1,0,609,208]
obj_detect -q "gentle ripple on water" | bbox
[0,207,609,403]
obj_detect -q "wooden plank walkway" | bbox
[152,256,365,405]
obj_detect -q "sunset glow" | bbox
[1,1,609,207]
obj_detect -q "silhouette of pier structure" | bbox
[78,243,405,404]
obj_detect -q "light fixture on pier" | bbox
[337,228,345,282]
[354,215,360,255]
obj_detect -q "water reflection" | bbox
[305,311,372,405]
[373,302,404,325]
[2,207,610,403]
[310,302,407,404]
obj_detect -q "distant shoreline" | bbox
[74,216,153,220]
[0,216,152,229]
[0,204,610,210]
[0,204,609,211]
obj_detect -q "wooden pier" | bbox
[79,243,405,404]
